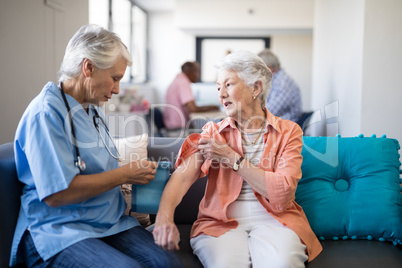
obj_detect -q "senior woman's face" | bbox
[217,69,254,118]
[86,57,127,106]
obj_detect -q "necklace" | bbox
[238,123,265,145]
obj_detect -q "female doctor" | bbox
[10,24,182,268]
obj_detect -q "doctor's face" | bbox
[86,56,127,106]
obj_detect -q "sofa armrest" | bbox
[0,142,23,268]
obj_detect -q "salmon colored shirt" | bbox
[175,109,322,262]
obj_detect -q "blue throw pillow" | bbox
[296,135,402,245]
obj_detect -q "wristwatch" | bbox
[233,156,245,172]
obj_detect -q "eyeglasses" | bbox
[93,111,122,162]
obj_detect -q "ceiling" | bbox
[132,0,259,13]
[132,0,177,12]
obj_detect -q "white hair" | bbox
[258,49,281,69]
[214,50,272,109]
[58,24,132,82]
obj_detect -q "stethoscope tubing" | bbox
[60,82,87,171]
[59,82,122,172]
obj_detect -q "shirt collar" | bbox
[218,108,281,134]
[178,72,191,83]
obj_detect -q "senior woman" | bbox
[10,25,182,268]
[154,50,322,267]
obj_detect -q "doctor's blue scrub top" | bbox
[10,82,139,266]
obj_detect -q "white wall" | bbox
[361,0,402,143]
[271,35,313,111]
[175,0,314,32]
[0,0,89,144]
[147,12,196,104]
[311,0,365,137]
[311,0,402,147]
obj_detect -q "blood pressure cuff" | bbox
[131,161,172,214]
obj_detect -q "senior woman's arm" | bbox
[43,160,158,207]
[153,152,203,251]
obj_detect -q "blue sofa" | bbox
[1,136,402,267]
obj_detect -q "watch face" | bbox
[233,163,239,171]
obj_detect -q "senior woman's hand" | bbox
[198,138,239,167]
[153,214,181,251]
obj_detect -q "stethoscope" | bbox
[59,82,121,172]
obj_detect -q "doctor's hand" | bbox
[153,214,180,251]
[123,160,158,185]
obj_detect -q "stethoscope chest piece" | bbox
[75,156,86,172]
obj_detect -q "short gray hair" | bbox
[214,50,272,109]
[257,49,280,69]
[58,24,132,82]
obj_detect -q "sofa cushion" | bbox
[115,133,148,165]
[296,135,402,245]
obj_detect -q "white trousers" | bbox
[190,201,308,268]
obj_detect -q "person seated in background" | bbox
[10,24,182,268]
[154,50,322,267]
[258,49,302,122]
[163,61,220,130]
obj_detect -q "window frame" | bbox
[105,0,150,83]
[195,36,270,82]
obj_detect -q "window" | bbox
[89,0,148,83]
[131,5,147,83]
[196,37,270,82]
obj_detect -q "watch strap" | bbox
[233,156,245,171]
